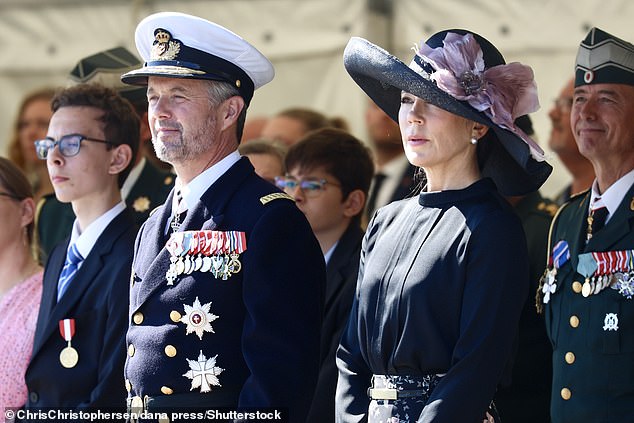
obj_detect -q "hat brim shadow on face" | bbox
[343,36,552,196]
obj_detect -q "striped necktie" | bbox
[57,243,84,301]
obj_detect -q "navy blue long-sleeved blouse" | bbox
[336,178,529,423]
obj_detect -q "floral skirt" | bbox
[368,374,500,423]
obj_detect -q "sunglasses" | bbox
[274,176,341,198]
[34,133,116,160]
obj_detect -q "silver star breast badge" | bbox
[180,296,219,340]
[183,350,224,393]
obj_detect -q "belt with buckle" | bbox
[367,373,445,401]
[127,389,241,413]
[367,387,430,400]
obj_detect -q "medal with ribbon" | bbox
[541,240,570,304]
[59,318,79,368]
[165,230,247,284]
[165,232,186,285]
[577,249,634,299]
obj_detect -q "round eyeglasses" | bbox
[34,133,116,160]
[274,176,341,198]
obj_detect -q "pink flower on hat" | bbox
[417,32,544,159]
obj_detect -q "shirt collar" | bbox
[69,201,127,260]
[172,151,241,216]
[324,239,339,265]
[589,168,634,221]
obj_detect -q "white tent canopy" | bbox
[2,0,634,197]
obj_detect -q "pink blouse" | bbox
[0,271,43,410]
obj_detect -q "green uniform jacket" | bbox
[36,160,174,263]
[543,183,634,423]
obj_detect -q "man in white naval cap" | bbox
[539,27,634,423]
[121,12,325,422]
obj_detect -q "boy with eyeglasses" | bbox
[275,127,374,423]
[25,83,138,410]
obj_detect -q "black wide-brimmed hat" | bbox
[344,30,552,196]
[121,12,274,107]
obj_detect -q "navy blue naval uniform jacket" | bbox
[25,208,137,410]
[126,157,326,422]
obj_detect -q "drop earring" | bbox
[470,137,478,145]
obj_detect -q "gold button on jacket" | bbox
[561,387,571,400]
[565,352,575,364]
[164,345,177,357]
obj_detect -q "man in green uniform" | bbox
[540,27,634,423]
[36,47,174,262]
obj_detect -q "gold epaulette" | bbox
[259,192,295,205]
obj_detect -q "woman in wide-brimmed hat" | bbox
[335,30,551,423]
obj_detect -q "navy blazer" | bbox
[126,157,325,423]
[25,208,137,409]
[36,159,174,262]
[307,223,364,423]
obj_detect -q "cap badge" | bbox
[152,28,181,60]
[584,70,594,84]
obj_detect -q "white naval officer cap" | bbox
[121,11,274,106]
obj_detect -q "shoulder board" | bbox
[260,192,295,205]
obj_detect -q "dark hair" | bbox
[7,87,56,171]
[0,157,36,247]
[277,108,349,133]
[285,128,374,220]
[238,139,287,172]
[52,83,140,187]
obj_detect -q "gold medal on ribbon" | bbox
[227,253,242,274]
[582,278,593,297]
[59,319,79,368]
[60,345,79,368]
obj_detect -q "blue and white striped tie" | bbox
[57,243,84,301]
